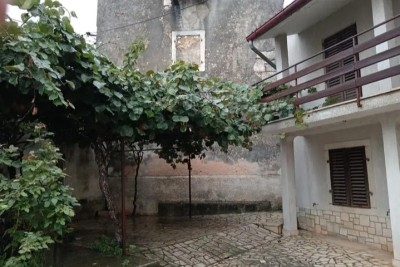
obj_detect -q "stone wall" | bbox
[298,208,393,252]
[96,0,282,84]
[65,0,286,217]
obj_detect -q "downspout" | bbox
[249,40,276,70]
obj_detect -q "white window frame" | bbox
[324,140,377,214]
[172,30,205,72]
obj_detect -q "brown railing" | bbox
[259,14,400,108]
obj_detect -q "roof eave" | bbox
[246,0,312,42]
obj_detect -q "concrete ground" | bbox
[71,212,393,267]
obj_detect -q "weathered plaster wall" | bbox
[96,0,282,84]
[77,0,285,216]
[107,133,282,215]
[63,145,105,218]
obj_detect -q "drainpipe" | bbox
[249,41,276,70]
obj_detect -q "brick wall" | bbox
[298,208,393,252]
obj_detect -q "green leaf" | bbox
[4,64,25,72]
[172,115,189,123]
[264,114,273,122]
[11,0,40,10]
[66,80,75,90]
[93,81,106,89]
[62,17,74,33]
[119,125,134,137]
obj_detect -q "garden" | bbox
[0,0,297,266]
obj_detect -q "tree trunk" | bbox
[93,139,122,243]
[188,155,192,219]
[132,149,143,216]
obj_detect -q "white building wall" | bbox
[294,124,392,250]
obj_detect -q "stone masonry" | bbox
[298,208,393,252]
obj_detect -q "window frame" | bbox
[322,23,360,102]
[324,140,375,211]
[328,146,371,208]
[171,30,205,72]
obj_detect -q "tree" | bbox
[134,62,271,216]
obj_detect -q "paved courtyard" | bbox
[74,212,393,267]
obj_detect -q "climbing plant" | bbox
[0,124,78,267]
[0,0,139,242]
[0,0,299,245]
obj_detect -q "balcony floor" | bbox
[262,87,400,136]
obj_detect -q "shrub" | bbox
[0,124,79,266]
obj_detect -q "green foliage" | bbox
[123,36,146,69]
[322,95,340,107]
[0,0,295,166]
[0,124,79,266]
[0,0,134,148]
[0,0,300,245]
[121,259,131,267]
[307,87,317,94]
[90,235,122,256]
[122,61,270,167]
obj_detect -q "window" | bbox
[172,31,205,71]
[328,146,370,208]
[323,24,358,101]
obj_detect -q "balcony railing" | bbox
[259,14,400,108]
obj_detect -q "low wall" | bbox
[158,201,274,217]
[298,207,393,252]
[109,175,281,215]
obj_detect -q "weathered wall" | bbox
[96,0,282,84]
[108,133,282,215]
[65,0,285,216]
[63,145,105,218]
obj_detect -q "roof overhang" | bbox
[246,0,353,41]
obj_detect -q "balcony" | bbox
[259,15,400,134]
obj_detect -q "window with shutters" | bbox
[323,24,359,102]
[328,146,370,208]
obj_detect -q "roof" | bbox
[246,0,312,42]
[246,0,354,41]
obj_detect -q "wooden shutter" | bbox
[347,146,370,207]
[329,148,350,206]
[323,24,358,102]
[329,146,370,208]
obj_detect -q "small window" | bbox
[172,31,205,71]
[323,24,359,102]
[329,146,370,208]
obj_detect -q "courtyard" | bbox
[59,212,393,267]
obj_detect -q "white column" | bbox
[275,34,289,79]
[381,118,400,267]
[371,0,394,91]
[281,136,298,236]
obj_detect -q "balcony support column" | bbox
[275,34,289,79]
[281,136,298,236]
[380,116,400,267]
[371,0,394,91]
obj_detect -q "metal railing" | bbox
[260,14,400,108]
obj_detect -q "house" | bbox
[67,0,284,216]
[247,0,400,265]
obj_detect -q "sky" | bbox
[7,0,98,36]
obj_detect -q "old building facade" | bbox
[64,0,285,216]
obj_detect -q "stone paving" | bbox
[74,212,393,267]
